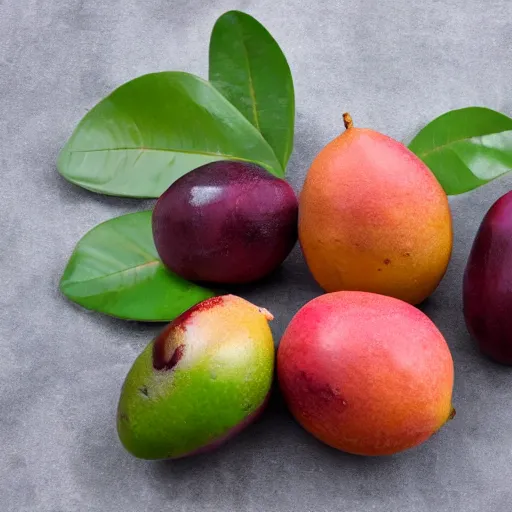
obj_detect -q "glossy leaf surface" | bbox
[209,11,294,169]
[58,72,283,197]
[409,107,512,195]
[60,211,215,321]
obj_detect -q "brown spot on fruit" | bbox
[139,386,149,397]
[153,344,185,371]
[152,323,174,370]
[384,259,391,265]
[298,371,345,404]
[153,323,186,372]
[119,412,129,423]
[168,345,184,369]
[378,268,382,272]
[152,297,227,370]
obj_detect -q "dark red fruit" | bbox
[463,190,512,364]
[152,161,298,284]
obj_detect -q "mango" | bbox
[298,114,452,304]
[117,295,275,459]
[464,191,512,364]
[152,161,298,284]
[277,291,455,456]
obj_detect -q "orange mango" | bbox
[299,114,452,304]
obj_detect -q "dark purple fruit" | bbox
[152,161,298,284]
[463,190,512,364]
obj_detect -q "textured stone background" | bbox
[2,1,512,511]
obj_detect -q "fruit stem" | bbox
[343,112,354,130]
[258,307,274,321]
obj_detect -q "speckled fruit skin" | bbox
[152,161,298,284]
[277,291,455,456]
[117,295,275,460]
[299,116,452,305]
[463,191,512,364]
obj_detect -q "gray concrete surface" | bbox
[2,0,512,511]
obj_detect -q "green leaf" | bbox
[209,10,295,170]
[60,211,215,322]
[57,72,283,198]
[408,107,512,195]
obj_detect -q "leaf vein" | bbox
[417,130,512,159]
[62,260,161,289]
[65,146,270,166]
[235,19,260,131]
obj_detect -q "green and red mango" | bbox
[277,291,455,456]
[117,295,275,459]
